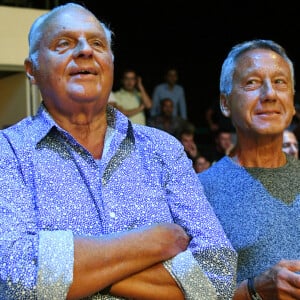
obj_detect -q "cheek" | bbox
[286,103,296,124]
[282,94,296,116]
[39,52,65,72]
[290,102,296,116]
[232,91,256,114]
[100,53,114,69]
[231,99,247,116]
[230,101,251,127]
[104,62,114,82]
[35,65,64,93]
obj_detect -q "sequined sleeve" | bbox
[0,132,74,299]
[163,250,217,300]
[37,230,74,299]
[159,141,237,300]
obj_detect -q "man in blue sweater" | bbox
[198,39,300,299]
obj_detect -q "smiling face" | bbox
[221,48,295,138]
[25,5,114,117]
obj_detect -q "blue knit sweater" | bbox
[198,155,300,283]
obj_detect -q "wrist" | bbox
[233,280,251,300]
[247,277,263,300]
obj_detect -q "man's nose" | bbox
[73,39,93,57]
[260,80,276,101]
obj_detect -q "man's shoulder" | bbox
[0,116,43,157]
[135,123,178,140]
[198,157,235,179]
[133,124,182,152]
[0,107,52,149]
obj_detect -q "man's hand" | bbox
[235,260,300,300]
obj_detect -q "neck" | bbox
[230,133,286,168]
[56,110,107,159]
[231,146,286,168]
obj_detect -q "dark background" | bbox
[66,0,300,130]
[2,0,299,132]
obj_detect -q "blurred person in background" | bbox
[113,68,152,125]
[147,97,192,139]
[283,129,299,158]
[150,67,187,119]
[193,154,211,173]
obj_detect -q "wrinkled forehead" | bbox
[236,48,286,68]
[234,48,291,78]
[43,7,105,38]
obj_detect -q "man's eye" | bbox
[246,79,257,85]
[243,79,260,90]
[56,40,70,49]
[90,39,107,50]
[92,40,102,47]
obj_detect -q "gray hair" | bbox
[28,2,113,65]
[220,39,295,96]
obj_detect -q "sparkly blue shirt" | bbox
[0,103,237,299]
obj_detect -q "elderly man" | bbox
[0,3,237,299]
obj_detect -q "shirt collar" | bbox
[33,102,129,146]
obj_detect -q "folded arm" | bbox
[67,223,189,299]
[109,263,184,300]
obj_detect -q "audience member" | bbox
[193,154,211,173]
[208,129,234,164]
[178,126,200,161]
[283,129,299,158]
[113,69,152,125]
[0,3,237,299]
[147,97,191,139]
[198,39,300,299]
[150,67,187,119]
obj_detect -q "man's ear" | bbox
[24,58,36,84]
[220,94,231,117]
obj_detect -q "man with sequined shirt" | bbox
[0,3,237,299]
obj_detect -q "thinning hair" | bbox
[220,39,295,96]
[27,2,113,65]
